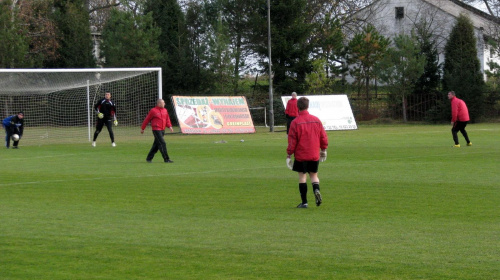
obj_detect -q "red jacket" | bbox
[450,96,470,122]
[141,106,172,131]
[285,98,299,117]
[287,110,328,161]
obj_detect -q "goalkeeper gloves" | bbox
[286,156,293,170]
[97,112,104,119]
[113,120,118,126]
[319,149,327,162]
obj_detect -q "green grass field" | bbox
[1,124,499,279]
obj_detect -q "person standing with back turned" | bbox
[141,99,174,163]
[448,91,472,147]
[287,97,328,208]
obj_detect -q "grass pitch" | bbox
[1,124,499,279]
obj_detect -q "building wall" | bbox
[351,0,500,81]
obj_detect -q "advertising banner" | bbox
[281,95,357,130]
[172,96,256,134]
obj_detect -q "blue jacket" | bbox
[2,115,24,135]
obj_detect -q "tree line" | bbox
[1,0,499,122]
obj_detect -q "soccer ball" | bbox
[11,134,20,141]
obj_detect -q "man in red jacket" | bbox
[287,97,328,208]
[285,92,299,134]
[141,99,174,163]
[448,91,472,147]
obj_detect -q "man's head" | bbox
[157,99,165,108]
[17,112,24,119]
[291,92,297,98]
[447,91,456,100]
[297,97,309,111]
[105,92,111,100]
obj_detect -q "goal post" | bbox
[0,68,162,145]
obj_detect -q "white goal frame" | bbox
[0,68,162,145]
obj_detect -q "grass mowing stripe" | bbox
[1,124,499,279]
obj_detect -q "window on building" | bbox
[395,7,404,19]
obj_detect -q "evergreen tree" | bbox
[347,25,390,114]
[443,14,484,122]
[100,9,162,67]
[252,0,315,95]
[0,0,33,68]
[220,0,257,95]
[145,0,197,93]
[378,34,425,122]
[48,0,95,68]
[413,20,441,97]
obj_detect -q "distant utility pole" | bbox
[267,0,274,132]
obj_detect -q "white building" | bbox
[350,0,500,80]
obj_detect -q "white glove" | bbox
[319,149,327,162]
[113,120,118,126]
[286,156,293,170]
[97,112,104,119]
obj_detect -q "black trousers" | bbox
[4,126,20,148]
[286,115,296,134]
[147,130,170,161]
[93,118,114,142]
[452,121,470,145]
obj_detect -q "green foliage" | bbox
[146,0,199,93]
[347,25,390,113]
[413,19,441,96]
[1,125,500,279]
[312,13,345,78]
[305,59,329,94]
[253,0,315,95]
[443,14,484,122]
[48,0,95,68]
[378,34,425,122]
[220,0,257,94]
[0,0,33,68]
[100,9,162,67]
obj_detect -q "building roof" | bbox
[446,0,499,24]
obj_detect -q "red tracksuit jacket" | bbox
[450,96,470,123]
[141,106,172,131]
[287,110,328,161]
[285,98,299,117]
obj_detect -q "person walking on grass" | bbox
[287,97,328,208]
[448,91,472,147]
[141,99,174,163]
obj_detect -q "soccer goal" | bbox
[0,68,161,145]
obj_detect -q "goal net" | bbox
[0,68,161,145]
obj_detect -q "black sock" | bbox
[299,183,308,204]
[312,182,320,192]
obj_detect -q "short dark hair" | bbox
[297,97,309,111]
[448,91,456,96]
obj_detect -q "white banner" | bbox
[281,95,357,130]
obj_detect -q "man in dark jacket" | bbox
[141,99,174,163]
[93,92,117,147]
[287,97,328,208]
[2,112,24,149]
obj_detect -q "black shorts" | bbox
[293,160,319,173]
